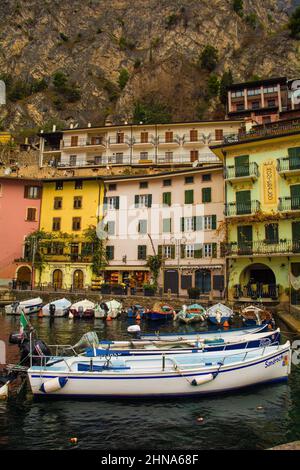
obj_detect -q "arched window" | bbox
[73,269,84,289]
[53,269,63,289]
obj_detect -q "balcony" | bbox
[225,239,300,257]
[132,137,155,148]
[277,157,300,176]
[233,283,279,301]
[225,200,261,217]
[222,119,300,144]
[107,136,130,149]
[278,197,300,212]
[225,162,259,183]
[157,136,180,147]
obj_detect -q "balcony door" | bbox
[234,155,249,177]
[292,222,300,253]
[288,147,300,170]
[291,184,300,210]
[237,225,253,255]
[236,190,251,215]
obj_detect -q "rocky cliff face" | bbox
[0,0,299,131]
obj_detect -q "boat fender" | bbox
[40,377,68,393]
[127,325,141,334]
[191,373,215,386]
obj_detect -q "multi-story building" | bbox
[102,166,225,297]
[211,119,300,307]
[0,177,41,287]
[38,120,242,169]
[35,176,105,289]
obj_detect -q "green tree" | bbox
[146,254,162,289]
[207,74,220,98]
[288,6,300,39]
[199,45,218,72]
[219,70,233,105]
[232,0,243,17]
[118,68,129,90]
[133,100,171,124]
[53,71,68,90]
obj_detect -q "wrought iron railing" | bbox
[277,157,300,172]
[225,239,300,256]
[233,283,279,300]
[278,196,300,211]
[225,200,261,216]
[225,162,259,179]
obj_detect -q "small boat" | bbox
[70,299,95,319]
[134,324,270,342]
[240,305,275,327]
[95,328,281,355]
[143,302,175,321]
[175,304,207,324]
[127,304,145,319]
[94,299,122,319]
[27,341,291,398]
[5,297,43,315]
[206,303,234,325]
[42,298,71,317]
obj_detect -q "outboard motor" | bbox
[9,331,26,345]
[49,303,56,317]
[78,306,84,318]
[19,338,52,366]
[11,301,20,314]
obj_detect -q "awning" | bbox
[104,266,149,271]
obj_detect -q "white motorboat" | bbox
[206,303,234,325]
[42,298,71,317]
[94,299,122,319]
[5,297,43,315]
[69,299,95,319]
[27,341,291,398]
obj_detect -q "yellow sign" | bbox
[262,161,277,205]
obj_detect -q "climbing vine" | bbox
[83,225,108,275]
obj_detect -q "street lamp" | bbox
[171,235,187,297]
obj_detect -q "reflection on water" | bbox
[0,313,300,450]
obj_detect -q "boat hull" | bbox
[28,344,290,398]
[144,312,174,321]
[208,316,232,326]
[70,309,94,319]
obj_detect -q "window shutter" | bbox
[115,196,120,209]
[24,186,29,198]
[194,216,202,231]
[181,217,185,232]
[185,190,194,204]
[158,245,162,257]
[134,195,139,207]
[194,244,203,258]
[163,192,171,206]
[180,244,185,258]
[213,275,224,291]
[103,196,107,208]
[147,194,152,208]
[211,215,217,230]
[202,187,211,203]
[171,245,176,259]
[212,243,217,258]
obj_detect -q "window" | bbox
[263,86,278,94]
[108,183,117,191]
[105,196,120,210]
[190,150,198,162]
[165,131,173,143]
[163,179,172,187]
[24,186,40,199]
[117,132,124,143]
[26,208,36,221]
[55,181,63,190]
[91,136,103,145]
[202,174,211,182]
[247,88,261,96]
[106,221,115,235]
[185,189,194,204]
[52,217,61,231]
[162,192,171,206]
[185,244,194,258]
[190,129,198,141]
[47,242,64,255]
[81,242,94,256]
[94,156,103,165]
[106,245,114,260]
[116,153,124,163]
[163,218,171,233]
[165,152,173,162]
[267,99,276,108]
[134,194,152,208]
[163,245,172,259]
[70,155,77,166]
[73,196,82,209]
[72,217,81,231]
[138,220,147,234]
[137,245,147,260]
[231,90,244,98]
[203,243,213,258]
[141,132,148,143]
[140,181,148,189]
[215,129,223,140]
[185,176,194,184]
[265,223,279,243]
[75,180,83,190]
[54,197,62,210]
[183,217,194,232]
[202,187,211,203]
[140,152,149,160]
[236,103,244,111]
[251,101,260,109]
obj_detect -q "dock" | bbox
[274,311,300,335]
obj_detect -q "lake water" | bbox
[0,314,300,450]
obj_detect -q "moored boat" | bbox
[240,305,275,327]
[206,303,234,326]
[27,341,291,398]
[94,299,122,319]
[143,302,175,321]
[42,298,71,317]
[70,299,95,319]
[127,304,145,319]
[5,297,43,315]
[175,304,207,325]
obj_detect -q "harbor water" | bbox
[0,313,300,450]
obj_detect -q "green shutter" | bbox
[115,196,120,209]
[181,217,185,232]
[171,245,176,259]
[180,244,185,258]
[194,244,203,258]
[235,155,249,177]
[211,215,217,230]
[158,245,163,257]
[147,194,152,208]
[134,195,139,207]
[185,190,194,204]
[212,243,217,258]
[163,192,171,206]
[236,190,251,215]
[202,187,211,203]
[103,196,107,207]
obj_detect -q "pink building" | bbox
[0,177,41,287]
[102,166,225,298]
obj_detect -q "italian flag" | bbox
[20,311,28,335]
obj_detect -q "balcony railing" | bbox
[225,239,300,256]
[225,200,261,216]
[62,139,106,148]
[225,162,259,180]
[234,283,279,300]
[278,197,300,212]
[222,120,300,144]
[277,157,300,173]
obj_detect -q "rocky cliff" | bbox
[0,0,299,132]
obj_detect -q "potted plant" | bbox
[111,283,126,295]
[143,284,156,297]
[188,287,200,299]
[100,283,111,294]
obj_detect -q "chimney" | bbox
[52,124,56,132]
[87,122,91,128]
[70,123,74,129]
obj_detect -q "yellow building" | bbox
[36,176,105,289]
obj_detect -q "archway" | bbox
[73,269,84,289]
[53,269,63,289]
[16,266,31,289]
[239,263,277,299]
